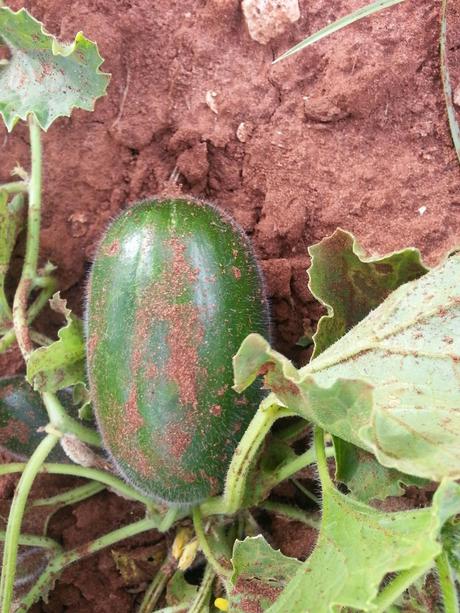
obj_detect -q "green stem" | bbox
[373,565,432,613]
[201,404,293,515]
[292,478,321,506]
[32,481,106,507]
[192,507,231,578]
[275,418,309,443]
[0,278,56,354]
[259,501,320,529]
[0,532,62,553]
[0,181,28,194]
[0,433,59,613]
[12,115,42,359]
[158,506,179,533]
[29,330,54,346]
[313,427,333,491]
[0,327,16,353]
[0,462,157,508]
[436,551,459,613]
[270,445,335,488]
[189,564,215,613]
[18,517,160,612]
[42,391,101,447]
[138,557,173,613]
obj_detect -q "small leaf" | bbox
[27,293,86,392]
[268,480,460,612]
[72,382,93,420]
[0,375,77,462]
[166,571,199,608]
[0,7,110,131]
[228,535,301,612]
[112,542,166,586]
[234,254,460,481]
[335,441,426,503]
[308,229,427,358]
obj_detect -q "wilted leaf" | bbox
[309,231,427,500]
[234,255,460,481]
[27,293,86,392]
[268,479,460,612]
[228,536,301,612]
[112,542,166,586]
[309,230,428,500]
[0,7,110,131]
[308,228,427,358]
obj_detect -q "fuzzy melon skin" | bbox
[87,198,269,504]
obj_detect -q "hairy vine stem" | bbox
[17,517,161,612]
[12,115,42,358]
[0,433,59,613]
[436,551,459,613]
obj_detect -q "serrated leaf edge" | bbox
[0,6,111,131]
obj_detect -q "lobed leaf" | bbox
[308,230,428,500]
[268,479,460,612]
[27,293,86,392]
[0,7,110,131]
[228,535,301,612]
[234,254,460,481]
[308,228,427,358]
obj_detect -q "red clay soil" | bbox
[1,0,460,610]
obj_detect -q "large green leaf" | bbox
[308,229,427,358]
[0,7,110,131]
[309,230,427,501]
[27,293,86,392]
[234,254,460,481]
[228,536,301,612]
[267,479,460,612]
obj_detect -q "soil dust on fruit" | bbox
[1,0,460,610]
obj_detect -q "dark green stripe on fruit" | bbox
[0,376,79,462]
[87,198,269,504]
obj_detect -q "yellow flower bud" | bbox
[172,526,193,560]
[177,538,199,571]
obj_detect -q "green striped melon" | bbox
[87,198,269,504]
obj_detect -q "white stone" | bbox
[205,90,218,114]
[242,0,300,45]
